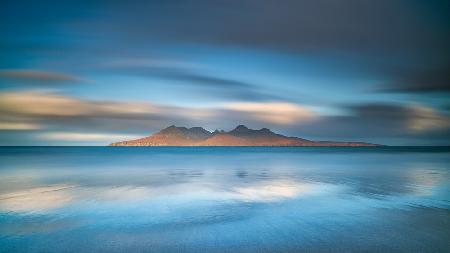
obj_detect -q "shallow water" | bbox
[0,147,449,252]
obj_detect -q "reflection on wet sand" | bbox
[0,180,333,213]
[0,185,76,212]
[0,147,449,253]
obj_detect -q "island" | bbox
[109,125,380,147]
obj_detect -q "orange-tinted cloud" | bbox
[223,102,316,125]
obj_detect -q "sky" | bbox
[0,0,449,145]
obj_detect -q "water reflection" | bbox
[0,185,75,212]
[0,147,449,252]
[0,180,340,213]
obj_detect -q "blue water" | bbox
[0,147,449,252]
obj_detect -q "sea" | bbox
[0,146,449,252]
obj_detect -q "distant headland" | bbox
[109,125,381,147]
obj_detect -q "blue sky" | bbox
[0,0,449,145]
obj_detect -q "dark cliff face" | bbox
[187,127,212,140]
[110,125,381,146]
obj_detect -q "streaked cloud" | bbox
[106,58,203,69]
[0,122,42,130]
[104,57,279,101]
[0,91,448,145]
[0,91,316,143]
[0,91,163,118]
[38,132,141,142]
[1,1,449,145]
[283,103,450,145]
[350,103,450,133]
[407,105,450,132]
[0,69,83,83]
[224,102,315,125]
[380,66,450,93]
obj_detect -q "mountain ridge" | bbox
[109,125,381,147]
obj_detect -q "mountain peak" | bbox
[228,125,277,138]
[232,125,249,132]
[160,125,185,133]
[189,126,207,131]
[259,128,273,134]
[213,129,225,134]
[188,127,211,135]
[158,125,212,141]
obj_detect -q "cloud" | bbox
[406,105,450,132]
[0,91,311,127]
[104,58,279,101]
[380,66,450,93]
[0,91,315,143]
[0,122,42,130]
[0,69,83,84]
[38,132,141,142]
[283,102,450,144]
[165,72,252,88]
[350,103,450,133]
[224,102,315,125]
[106,58,203,69]
[1,91,448,145]
[2,1,448,100]
[85,1,448,53]
[86,1,449,98]
[0,91,163,118]
[4,1,449,54]
[161,72,280,101]
[0,91,172,135]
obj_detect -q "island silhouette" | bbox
[110,125,380,147]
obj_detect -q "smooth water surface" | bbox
[0,147,449,252]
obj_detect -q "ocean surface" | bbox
[0,147,449,252]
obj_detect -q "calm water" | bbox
[0,147,449,252]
